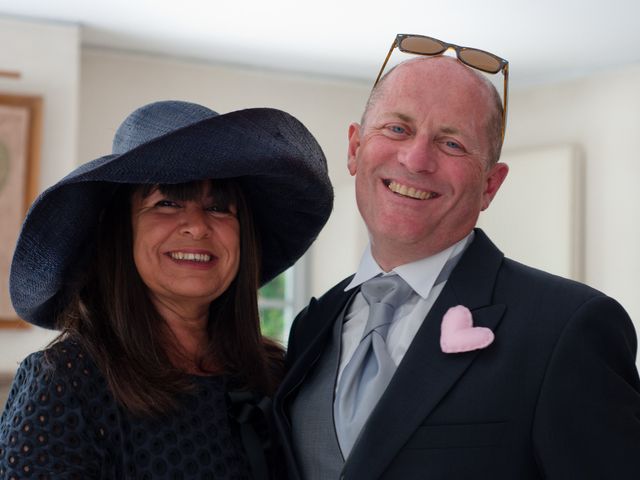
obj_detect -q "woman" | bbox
[0,100,332,479]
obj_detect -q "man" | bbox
[274,47,640,479]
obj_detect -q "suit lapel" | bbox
[278,277,354,399]
[344,229,507,479]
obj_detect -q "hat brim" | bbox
[10,107,333,328]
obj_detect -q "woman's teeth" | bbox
[170,252,211,262]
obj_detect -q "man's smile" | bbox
[384,180,440,200]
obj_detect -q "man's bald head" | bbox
[362,57,504,166]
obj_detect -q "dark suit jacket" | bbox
[273,229,640,479]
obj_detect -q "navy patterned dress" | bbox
[0,339,268,479]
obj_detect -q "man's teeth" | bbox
[388,181,434,200]
[170,252,211,262]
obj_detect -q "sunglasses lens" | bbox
[459,49,502,73]
[399,36,447,55]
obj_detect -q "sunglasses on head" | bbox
[373,34,509,143]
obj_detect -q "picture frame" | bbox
[0,93,43,328]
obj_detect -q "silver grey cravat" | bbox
[334,274,413,457]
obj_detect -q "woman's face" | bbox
[131,182,240,314]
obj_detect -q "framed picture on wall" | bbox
[0,93,42,328]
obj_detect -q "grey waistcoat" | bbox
[290,299,354,480]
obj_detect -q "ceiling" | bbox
[1,0,639,90]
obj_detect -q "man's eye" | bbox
[446,140,461,149]
[389,125,406,134]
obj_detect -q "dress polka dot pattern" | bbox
[0,340,252,479]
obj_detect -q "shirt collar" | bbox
[345,232,474,299]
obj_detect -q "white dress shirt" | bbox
[337,232,474,385]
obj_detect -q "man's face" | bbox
[348,57,508,270]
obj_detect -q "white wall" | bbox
[0,17,80,190]
[0,17,80,371]
[503,65,640,331]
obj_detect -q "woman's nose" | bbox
[179,206,211,239]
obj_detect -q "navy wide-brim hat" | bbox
[10,100,333,328]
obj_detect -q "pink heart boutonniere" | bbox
[440,305,495,353]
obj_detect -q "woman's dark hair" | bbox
[54,179,284,415]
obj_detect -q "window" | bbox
[259,257,308,345]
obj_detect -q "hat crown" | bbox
[112,100,218,154]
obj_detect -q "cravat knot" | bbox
[360,275,413,337]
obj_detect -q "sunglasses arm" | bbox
[372,39,399,88]
[501,64,509,143]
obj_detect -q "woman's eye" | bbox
[154,199,179,208]
[206,204,231,214]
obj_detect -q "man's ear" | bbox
[481,162,509,211]
[347,122,361,176]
